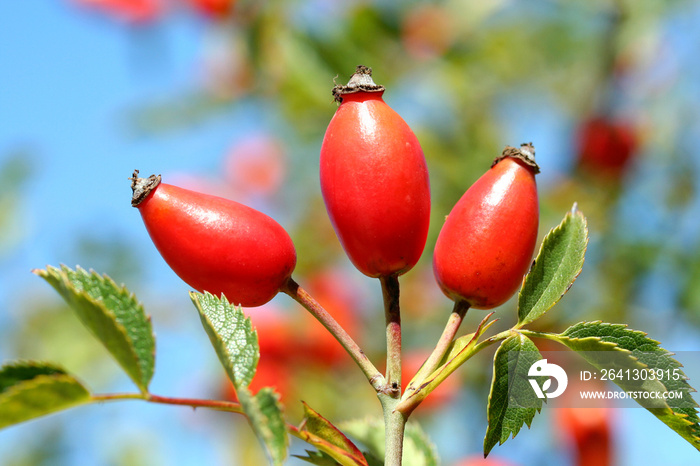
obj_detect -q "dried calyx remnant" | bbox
[332,65,386,103]
[492,142,540,174]
[130,169,161,207]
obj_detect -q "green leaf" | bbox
[192,292,286,462]
[403,422,440,466]
[339,418,439,466]
[550,321,700,450]
[517,205,588,327]
[191,292,259,389]
[294,450,340,465]
[438,332,476,367]
[0,361,91,429]
[296,402,368,466]
[237,386,289,466]
[33,265,155,393]
[338,419,383,464]
[484,333,543,456]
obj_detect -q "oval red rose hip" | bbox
[320,66,431,278]
[130,170,296,307]
[433,144,539,309]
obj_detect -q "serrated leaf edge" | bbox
[0,373,90,400]
[34,265,154,393]
[562,320,655,342]
[68,265,156,389]
[553,321,700,450]
[1,360,68,376]
[238,386,289,466]
[190,291,259,389]
[483,333,542,456]
[517,206,588,327]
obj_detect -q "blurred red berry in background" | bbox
[401,4,456,60]
[167,134,286,206]
[224,135,287,198]
[575,115,638,179]
[187,0,235,19]
[556,402,613,466]
[453,455,519,466]
[71,0,162,23]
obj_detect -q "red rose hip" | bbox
[320,65,431,278]
[576,115,638,179]
[130,170,296,307]
[433,144,539,309]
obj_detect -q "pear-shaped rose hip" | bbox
[433,144,539,309]
[130,170,296,307]
[320,65,431,278]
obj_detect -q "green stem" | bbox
[282,277,385,392]
[469,329,515,356]
[519,329,561,341]
[404,300,470,398]
[380,395,408,466]
[379,274,404,466]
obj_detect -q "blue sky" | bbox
[2,2,700,465]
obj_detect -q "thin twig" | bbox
[282,277,385,392]
[380,274,402,396]
[379,273,405,466]
[404,299,470,398]
[92,392,245,414]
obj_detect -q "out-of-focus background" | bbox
[2,1,700,465]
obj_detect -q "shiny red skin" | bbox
[320,91,431,277]
[136,183,296,307]
[433,157,538,309]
